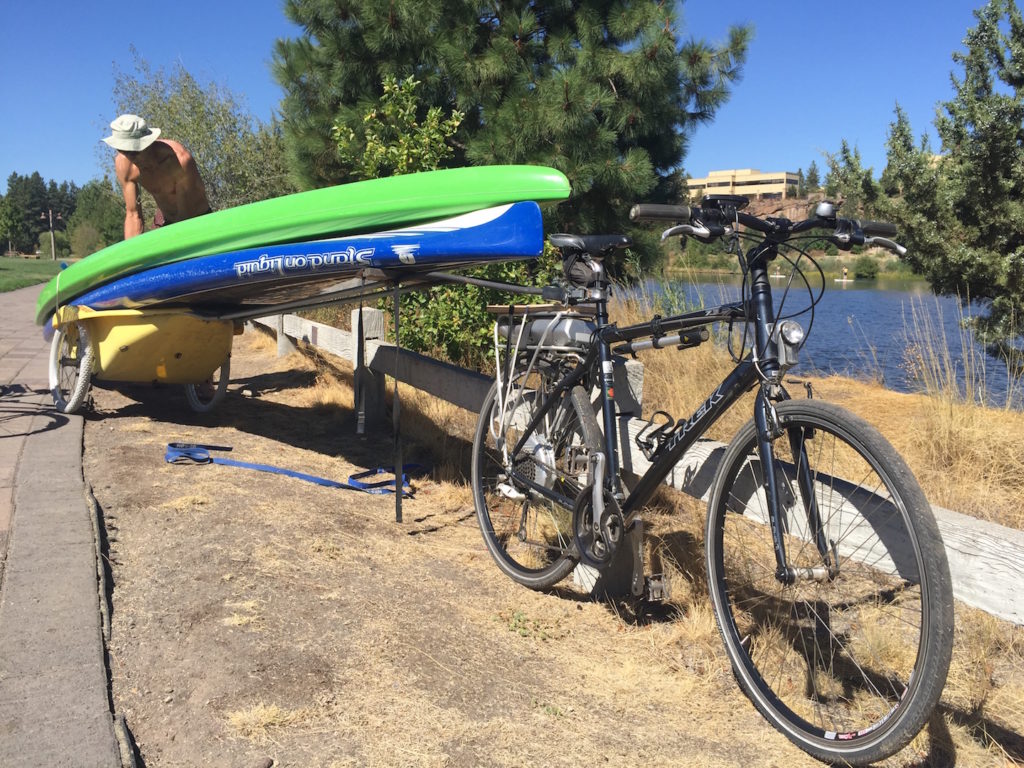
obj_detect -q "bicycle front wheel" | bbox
[49,322,94,414]
[472,379,601,590]
[706,399,953,766]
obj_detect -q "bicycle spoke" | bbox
[474,372,600,589]
[708,400,950,764]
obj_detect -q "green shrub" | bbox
[393,244,562,367]
[853,255,879,280]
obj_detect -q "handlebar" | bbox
[629,203,692,222]
[854,219,898,238]
[629,197,905,256]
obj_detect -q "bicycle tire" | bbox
[48,322,94,414]
[472,379,602,589]
[705,399,953,765]
[184,354,231,413]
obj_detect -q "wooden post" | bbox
[351,307,388,432]
[276,315,296,357]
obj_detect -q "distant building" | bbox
[686,168,800,201]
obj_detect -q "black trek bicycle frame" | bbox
[505,244,829,581]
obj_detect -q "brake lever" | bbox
[661,224,732,241]
[661,224,700,240]
[865,236,907,257]
[830,228,865,251]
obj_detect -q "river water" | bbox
[636,275,1021,409]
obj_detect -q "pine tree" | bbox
[0,196,15,254]
[273,0,750,249]
[879,106,948,279]
[881,0,1024,359]
[805,160,821,192]
[4,172,49,253]
[823,140,879,215]
[68,178,125,252]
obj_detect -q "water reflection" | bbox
[634,276,1020,409]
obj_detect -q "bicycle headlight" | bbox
[779,320,805,346]
[775,320,805,370]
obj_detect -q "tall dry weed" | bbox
[899,297,1024,527]
[901,295,1020,409]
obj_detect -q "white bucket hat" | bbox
[102,114,162,152]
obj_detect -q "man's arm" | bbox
[173,143,211,216]
[115,154,144,239]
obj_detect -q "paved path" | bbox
[0,284,120,766]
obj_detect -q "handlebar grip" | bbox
[855,219,898,238]
[629,203,692,222]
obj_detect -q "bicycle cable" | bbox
[728,230,825,380]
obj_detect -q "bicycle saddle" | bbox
[549,233,632,258]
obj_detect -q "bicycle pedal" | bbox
[644,573,669,602]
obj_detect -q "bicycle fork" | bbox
[747,248,837,585]
[754,389,838,585]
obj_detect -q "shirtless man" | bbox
[103,114,211,239]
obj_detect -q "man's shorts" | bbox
[153,207,214,228]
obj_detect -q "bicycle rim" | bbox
[706,400,952,764]
[472,379,599,589]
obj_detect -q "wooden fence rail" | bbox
[253,312,1024,626]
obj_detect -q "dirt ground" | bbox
[83,328,1020,768]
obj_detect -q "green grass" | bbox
[0,256,62,293]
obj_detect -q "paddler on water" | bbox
[103,114,212,240]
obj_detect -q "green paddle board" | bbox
[36,165,570,326]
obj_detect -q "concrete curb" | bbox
[0,284,121,767]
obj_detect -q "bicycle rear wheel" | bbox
[706,399,953,765]
[472,376,601,589]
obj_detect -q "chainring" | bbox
[572,485,624,568]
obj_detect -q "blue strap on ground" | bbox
[165,443,425,496]
[348,464,428,492]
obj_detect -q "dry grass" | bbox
[805,375,1024,529]
[159,493,211,512]
[616,293,1024,759]
[223,599,263,628]
[902,295,1021,409]
[226,703,310,742]
[357,298,1024,763]
[94,327,1024,768]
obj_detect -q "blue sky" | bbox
[0,0,985,194]
[679,1,982,179]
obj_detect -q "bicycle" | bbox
[470,195,954,766]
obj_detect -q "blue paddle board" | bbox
[71,203,543,312]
